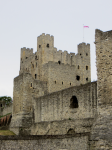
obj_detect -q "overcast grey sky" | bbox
[0,0,112,98]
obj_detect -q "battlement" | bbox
[38,33,54,40]
[21,47,33,51]
[95,29,112,43]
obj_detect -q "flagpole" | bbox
[83,24,84,42]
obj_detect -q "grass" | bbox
[0,130,16,136]
[0,113,11,118]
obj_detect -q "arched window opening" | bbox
[76,75,80,81]
[31,83,32,87]
[67,128,75,134]
[26,57,28,59]
[1,104,2,107]
[46,44,49,48]
[80,53,81,55]
[39,45,41,48]
[70,96,78,108]
[86,66,88,70]
[55,81,56,84]
[70,83,71,86]
[86,77,88,81]
[62,82,63,85]
[26,68,27,70]
[36,62,37,67]
[86,53,88,56]
[58,61,61,64]
[35,56,37,60]
[35,74,37,79]
[78,65,80,69]
[21,58,22,61]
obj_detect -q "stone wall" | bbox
[30,118,94,135]
[0,134,90,150]
[90,29,112,150]
[34,81,97,123]
[0,103,12,117]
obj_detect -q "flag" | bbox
[84,26,89,28]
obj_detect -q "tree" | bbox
[0,96,12,106]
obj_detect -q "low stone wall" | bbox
[0,134,90,150]
[30,118,94,135]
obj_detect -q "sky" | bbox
[0,0,112,99]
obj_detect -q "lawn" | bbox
[0,130,15,136]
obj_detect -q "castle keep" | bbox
[0,29,112,150]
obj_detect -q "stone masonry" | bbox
[1,29,110,149]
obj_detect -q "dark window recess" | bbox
[70,96,78,108]
[67,128,75,134]
[78,65,80,69]
[36,62,37,67]
[21,58,22,61]
[86,53,88,56]
[39,45,41,48]
[35,74,37,79]
[62,82,63,85]
[70,83,71,85]
[22,61,23,63]
[86,66,88,70]
[46,44,49,48]
[86,77,88,81]
[26,68,27,70]
[58,61,61,64]
[55,81,56,84]
[76,75,80,81]
[32,64,34,68]
[35,56,37,59]
[1,104,2,107]
[31,83,32,87]
[26,57,28,59]
[80,53,81,55]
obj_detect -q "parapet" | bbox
[21,47,33,58]
[37,33,54,41]
[95,29,112,43]
[21,47,33,51]
[77,42,90,53]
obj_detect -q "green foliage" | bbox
[0,96,12,106]
[0,113,12,118]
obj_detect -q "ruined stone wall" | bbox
[34,81,97,123]
[90,29,112,150]
[30,118,94,135]
[0,135,90,150]
[10,72,48,135]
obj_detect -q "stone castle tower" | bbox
[90,29,112,149]
[1,29,112,149]
[11,33,91,134]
